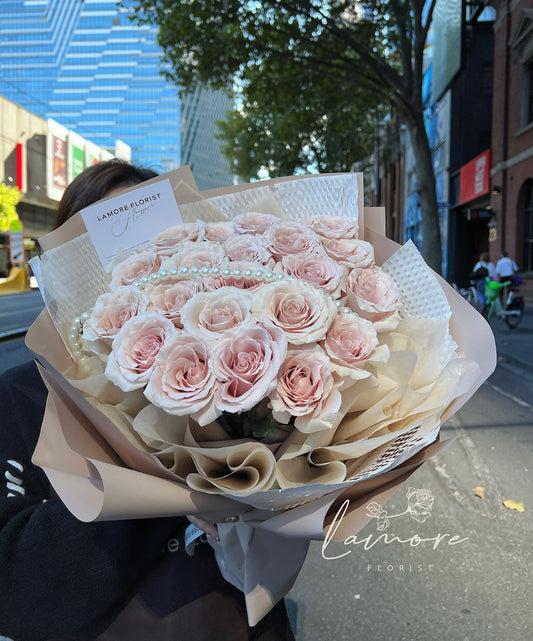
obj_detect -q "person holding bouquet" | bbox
[0,160,295,641]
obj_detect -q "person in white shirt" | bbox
[496,250,518,282]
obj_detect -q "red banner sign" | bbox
[459,149,491,206]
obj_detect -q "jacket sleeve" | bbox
[0,362,183,641]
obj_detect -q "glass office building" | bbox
[181,85,234,192]
[0,0,180,173]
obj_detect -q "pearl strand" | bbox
[68,264,353,359]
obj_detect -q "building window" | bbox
[523,180,533,272]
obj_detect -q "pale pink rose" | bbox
[270,346,342,432]
[110,250,162,289]
[146,278,201,328]
[83,286,147,341]
[211,324,287,413]
[144,334,218,422]
[163,241,226,271]
[204,222,234,242]
[322,238,374,269]
[252,280,337,345]
[304,215,358,240]
[180,287,255,339]
[264,222,322,259]
[203,261,267,293]
[282,252,344,296]
[223,234,273,266]
[105,313,177,391]
[232,212,280,235]
[345,266,401,321]
[321,314,378,376]
[152,222,205,256]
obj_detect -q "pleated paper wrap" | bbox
[27,169,496,625]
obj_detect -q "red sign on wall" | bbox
[459,149,491,205]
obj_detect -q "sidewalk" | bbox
[489,296,533,375]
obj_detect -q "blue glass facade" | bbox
[0,0,180,173]
[181,86,234,192]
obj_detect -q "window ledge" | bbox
[514,121,533,137]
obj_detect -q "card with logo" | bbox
[80,178,182,270]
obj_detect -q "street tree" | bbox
[124,0,442,272]
[216,64,379,179]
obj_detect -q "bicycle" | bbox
[453,282,480,309]
[483,278,524,329]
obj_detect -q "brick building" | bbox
[490,1,533,282]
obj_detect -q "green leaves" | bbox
[0,184,21,233]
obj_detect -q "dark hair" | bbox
[54,159,159,229]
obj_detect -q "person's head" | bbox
[54,159,158,229]
[479,252,489,263]
[501,250,509,258]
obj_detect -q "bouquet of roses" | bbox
[27,170,495,624]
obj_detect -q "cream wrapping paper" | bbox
[27,171,497,625]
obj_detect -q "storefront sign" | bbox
[71,144,85,179]
[52,135,67,190]
[9,222,25,263]
[459,150,491,205]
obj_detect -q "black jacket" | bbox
[0,361,294,641]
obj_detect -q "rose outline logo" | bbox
[406,487,434,523]
[365,487,435,531]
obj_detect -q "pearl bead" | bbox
[70,260,357,362]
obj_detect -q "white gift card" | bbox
[80,178,182,270]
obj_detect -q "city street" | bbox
[287,304,533,640]
[0,291,532,640]
[0,289,44,340]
